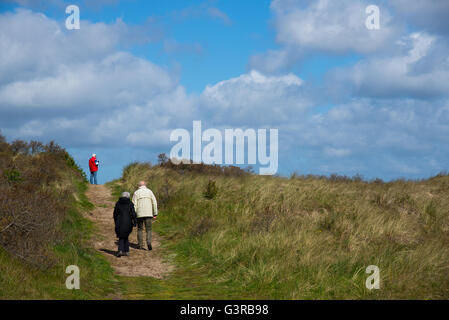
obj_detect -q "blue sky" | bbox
[1,0,449,183]
[1,0,277,94]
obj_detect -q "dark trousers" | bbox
[118,237,129,253]
[137,217,152,247]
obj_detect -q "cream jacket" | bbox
[132,186,158,218]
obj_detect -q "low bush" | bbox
[203,179,218,200]
[158,153,250,177]
[0,133,86,268]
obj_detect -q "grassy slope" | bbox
[2,159,448,299]
[108,182,246,300]
[0,179,118,299]
[111,163,449,300]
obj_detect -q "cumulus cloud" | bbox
[0,9,162,86]
[0,9,310,149]
[249,0,402,73]
[2,5,449,181]
[390,0,449,35]
[0,9,195,148]
[283,98,449,179]
[275,0,399,52]
[200,70,310,126]
[326,32,449,99]
[197,69,449,179]
[248,48,300,74]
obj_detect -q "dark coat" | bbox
[113,197,137,238]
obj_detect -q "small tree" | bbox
[203,179,218,200]
[158,153,169,165]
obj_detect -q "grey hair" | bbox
[121,192,130,198]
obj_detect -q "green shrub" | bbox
[3,169,22,184]
[203,179,218,200]
[0,139,84,267]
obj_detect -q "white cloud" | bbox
[390,0,449,35]
[200,70,309,126]
[326,32,449,99]
[2,6,449,181]
[282,98,449,178]
[0,50,176,113]
[271,0,401,54]
[248,48,299,74]
[0,9,162,87]
[0,9,195,148]
[249,0,402,73]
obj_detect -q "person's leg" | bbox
[145,217,152,249]
[118,238,124,256]
[93,171,98,185]
[125,237,129,253]
[137,218,144,248]
[90,172,94,184]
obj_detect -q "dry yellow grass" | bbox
[114,163,449,299]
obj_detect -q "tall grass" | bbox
[114,162,449,299]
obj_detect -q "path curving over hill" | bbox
[85,184,173,278]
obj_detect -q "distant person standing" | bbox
[132,181,158,250]
[88,153,99,184]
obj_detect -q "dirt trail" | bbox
[85,184,174,278]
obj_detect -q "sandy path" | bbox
[85,184,174,278]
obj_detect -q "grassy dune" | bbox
[0,138,117,299]
[113,162,449,299]
[2,136,448,299]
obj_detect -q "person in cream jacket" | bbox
[132,181,158,250]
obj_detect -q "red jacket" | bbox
[89,156,98,172]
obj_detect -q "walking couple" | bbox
[113,181,158,257]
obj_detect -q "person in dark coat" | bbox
[113,192,137,257]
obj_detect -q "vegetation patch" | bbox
[0,135,117,299]
[112,161,449,299]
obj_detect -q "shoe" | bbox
[116,251,123,257]
[137,245,146,250]
[148,244,152,251]
[124,252,129,257]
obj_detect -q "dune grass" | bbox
[2,147,448,299]
[110,163,449,299]
[0,177,118,299]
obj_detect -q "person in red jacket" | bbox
[89,153,99,184]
